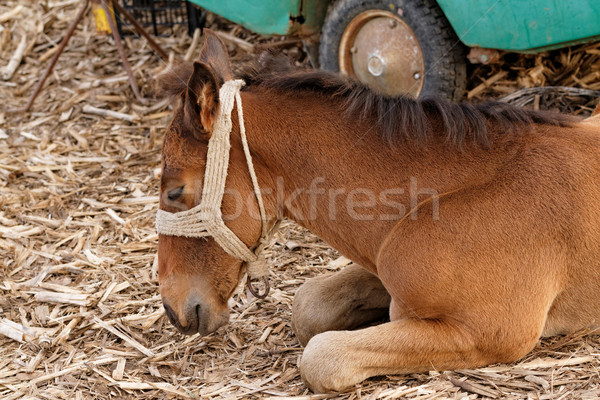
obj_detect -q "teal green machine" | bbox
[437,0,600,51]
[187,0,329,36]
[189,0,600,99]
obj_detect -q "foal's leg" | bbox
[292,263,391,346]
[300,309,543,393]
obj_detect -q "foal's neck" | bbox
[242,90,520,271]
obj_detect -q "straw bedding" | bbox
[1,1,599,399]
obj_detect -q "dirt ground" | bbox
[1,1,600,399]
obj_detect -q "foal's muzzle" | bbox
[162,294,229,336]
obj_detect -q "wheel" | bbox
[319,0,467,100]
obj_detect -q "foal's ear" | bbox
[183,29,233,138]
[198,29,233,82]
[184,61,220,137]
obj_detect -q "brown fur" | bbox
[157,29,600,393]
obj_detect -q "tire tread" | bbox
[319,0,467,100]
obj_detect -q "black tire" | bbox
[319,0,467,100]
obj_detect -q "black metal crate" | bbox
[115,0,205,36]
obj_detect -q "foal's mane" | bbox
[160,53,575,147]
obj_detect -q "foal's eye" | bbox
[167,185,185,201]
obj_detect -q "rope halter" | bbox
[156,79,272,298]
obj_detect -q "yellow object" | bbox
[92,1,115,35]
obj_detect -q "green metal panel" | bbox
[188,0,328,36]
[437,0,600,52]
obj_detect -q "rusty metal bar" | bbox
[24,0,90,111]
[101,0,147,104]
[110,0,169,61]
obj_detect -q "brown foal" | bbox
[156,30,600,392]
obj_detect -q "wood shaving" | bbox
[1,1,599,398]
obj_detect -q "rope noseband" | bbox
[156,79,272,298]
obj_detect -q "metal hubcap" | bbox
[367,55,385,76]
[339,10,425,97]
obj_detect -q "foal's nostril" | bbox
[163,299,202,335]
[163,302,180,327]
[195,303,204,333]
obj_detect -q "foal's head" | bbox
[157,31,266,335]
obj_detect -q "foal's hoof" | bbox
[300,331,361,393]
